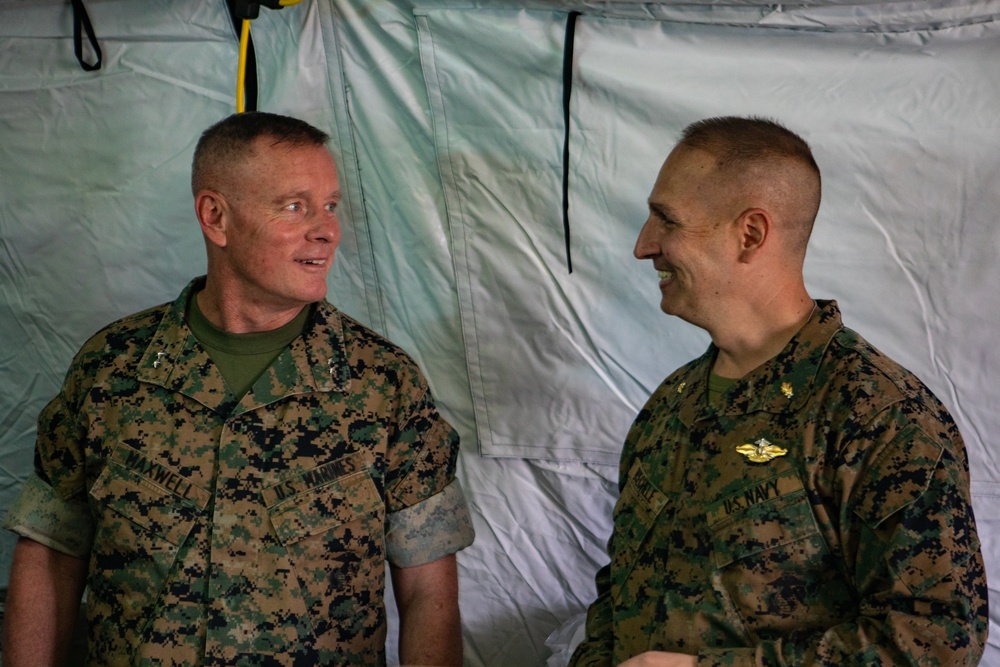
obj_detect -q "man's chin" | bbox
[302,282,329,304]
[659,300,694,325]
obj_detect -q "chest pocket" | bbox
[708,470,819,568]
[611,459,670,600]
[262,453,384,623]
[707,469,843,632]
[87,442,211,646]
[262,452,382,547]
[89,442,209,546]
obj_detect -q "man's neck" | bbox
[710,295,815,379]
[197,280,309,334]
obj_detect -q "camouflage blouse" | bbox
[6,279,473,666]
[571,300,987,667]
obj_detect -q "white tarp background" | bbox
[1,0,998,664]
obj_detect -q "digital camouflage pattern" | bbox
[4,278,474,666]
[570,300,988,667]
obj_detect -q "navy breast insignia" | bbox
[736,437,788,463]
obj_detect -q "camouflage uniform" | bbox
[570,300,987,667]
[5,278,474,666]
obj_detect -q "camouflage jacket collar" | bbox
[678,300,843,425]
[136,277,351,415]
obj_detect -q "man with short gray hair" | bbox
[3,111,474,666]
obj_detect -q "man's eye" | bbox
[649,206,667,222]
[287,203,302,212]
[325,203,337,213]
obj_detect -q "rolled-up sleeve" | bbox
[4,472,93,559]
[385,480,474,567]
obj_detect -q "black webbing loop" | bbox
[227,0,260,111]
[70,0,102,72]
[561,11,581,274]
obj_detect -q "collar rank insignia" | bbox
[781,382,794,398]
[736,437,788,463]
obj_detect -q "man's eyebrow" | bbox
[648,201,677,221]
[271,189,342,204]
[272,190,308,204]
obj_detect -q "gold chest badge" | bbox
[736,437,788,463]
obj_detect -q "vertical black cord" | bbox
[70,0,102,71]
[561,11,581,275]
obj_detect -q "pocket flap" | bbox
[89,443,208,546]
[708,471,820,568]
[263,453,382,546]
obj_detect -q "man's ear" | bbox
[195,190,229,249]
[736,208,770,262]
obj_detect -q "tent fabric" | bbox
[0,1,998,664]
[418,8,671,465]
[418,5,1000,470]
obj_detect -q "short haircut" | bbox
[191,111,330,195]
[677,116,822,249]
[678,116,818,176]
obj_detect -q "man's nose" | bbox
[633,219,658,260]
[309,210,341,245]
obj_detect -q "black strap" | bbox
[561,11,581,274]
[70,0,102,72]
[226,0,259,111]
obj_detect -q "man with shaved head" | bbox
[3,111,474,666]
[571,117,987,666]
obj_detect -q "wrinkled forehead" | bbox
[652,146,723,199]
[211,138,336,203]
[237,137,335,176]
[650,146,757,226]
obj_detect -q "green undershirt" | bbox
[186,292,311,401]
[708,373,739,409]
